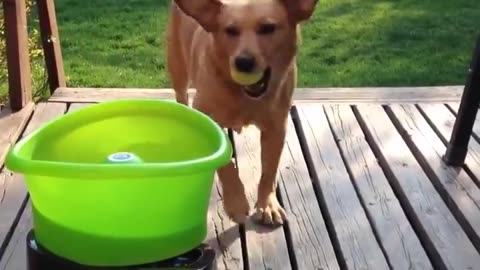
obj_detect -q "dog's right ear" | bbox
[281,0,318,23]
[174,0,223,32]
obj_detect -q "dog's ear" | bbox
[282,0,318,23]
[174,0,223,32]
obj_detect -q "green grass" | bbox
[298,0,479,87]
[54,0,171,88]
[2,0,480,102]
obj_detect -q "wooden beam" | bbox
[36,0,66,93]
[3,0,32,110]
[48,86,465,103]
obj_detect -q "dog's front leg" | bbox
[218,161,250,224]
[255,121,288,225]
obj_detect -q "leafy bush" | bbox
[1,0,48,105]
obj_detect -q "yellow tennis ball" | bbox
[231,68,263,86]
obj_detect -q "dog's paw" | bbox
[254,194,287,226]
[223,191,250,224]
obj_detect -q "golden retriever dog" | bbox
[166,0,318,225]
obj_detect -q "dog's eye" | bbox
[225,26,240,37]
[257,23,276,35]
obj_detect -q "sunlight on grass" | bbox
[55,0,170,88]
[298,0,479,87]
[2,0,479,101]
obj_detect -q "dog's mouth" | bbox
[242,68,271,99]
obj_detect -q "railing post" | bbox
[3,0,32,111]
[36,0,66,93]
[444,36,480,166]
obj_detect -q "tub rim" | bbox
[5,99,233,179]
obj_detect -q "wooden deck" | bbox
[2,87,480,269]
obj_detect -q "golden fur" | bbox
[166,0,318,225]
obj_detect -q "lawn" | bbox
[1,0,480,101]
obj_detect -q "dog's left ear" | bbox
[282,0,318,23]
[174,0,223,32]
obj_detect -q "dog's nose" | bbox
[235,54,256,73]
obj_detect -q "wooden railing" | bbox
[2,0,65,111]
[3,0,32,110]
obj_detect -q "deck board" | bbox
[0,203,31,269]
[418,104,480,185]
[0,102,66,261]
[295,104,390,270]
[68,102,92,112]
[207,176,244,270]
[276,116,339,270]
[205,130,244,270]
[0,102,34,167]
[355,104,480,270]
[0,172,27,256]
[234,127,292,270]
[323,104,432,269]
[4,91,480,269]
[49,86,464,103]
[388,104,480,251]
[446,102,480,142]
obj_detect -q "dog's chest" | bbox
[213,106,264,132]
[194,97,270,132]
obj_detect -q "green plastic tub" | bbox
[5,99,232,267]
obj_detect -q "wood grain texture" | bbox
[418,104,480,184]
[36,0,66,93]
[0,202,32,270]
[417,103,462,144]
[296,104,389,270]
[49,87,184,102]
[0,172,27,253]
[0,102,66,262]
[68,103,94,112]
[388,104,480,251]
[3,0,32,110]
[0,102,35,166]
[48,86,464,103]
[324,104,432,269]
[21,102,67,135]
[234,126,292,270]
[278,116,339,270]
[446,102,480,142]
[355,104,480,270]
[207,176,244,270]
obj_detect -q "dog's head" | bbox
[174,0,318,99]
